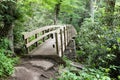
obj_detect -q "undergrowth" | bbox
[57,56,111,80]
[0,38,18,79]
[76,18,120,79]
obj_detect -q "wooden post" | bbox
[47,29,50,38]
[25,38,29,54]
[67,28,69,45]
[35,34,38,47]
[50,28,54,39]
[42,31,45,42]
[55,32,59,55]
[60,29,63,57]
[65,27,67,46]
[68,26,70,43]
[69,28,72,40]
[63,27,66,49]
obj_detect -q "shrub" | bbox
[76,18,120,79]
[58,58,111,80]
[76,18,120,67]
[0,38,18,78]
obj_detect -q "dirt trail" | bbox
[9,57,59,80]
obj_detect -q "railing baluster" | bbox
[60,29,63,57]
[42,31,45,42]
[67,27,69,45]
[35,34,38,47]
[50,28,54,39]
[47,29,50,38]
[55,32,59,55]
[64,26,66,49]
[25,38,29,54]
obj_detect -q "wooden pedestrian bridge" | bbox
[22,24,77,58]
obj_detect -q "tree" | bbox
[90,0,94,22]
[105,0,116,26]
[54,0,62,24]
[0,0,20,52]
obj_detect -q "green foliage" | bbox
[13,0,87,47]
[75,1,120,79]
[0,38,18,78]
[58,68,111,80]
[0,0,21,23]
[76,19,120,67]
[0,0,119,79]
[58,58,111,80]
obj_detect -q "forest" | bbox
[0,0,120,80]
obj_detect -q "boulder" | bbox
[11,67,40,80]
[30,60,54,70]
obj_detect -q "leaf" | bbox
[117,37,120,43]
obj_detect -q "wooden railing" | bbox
[22,25,77,57]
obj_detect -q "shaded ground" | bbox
[9,58,59,80]
[64,39,76,60]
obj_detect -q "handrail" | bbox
[26,29,60,47]
[23,25,65,39]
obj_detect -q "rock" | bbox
[58,68,67,74]
[30,60,54,70]
[70,62,84,69]
[53,66,59,71]
[11,67,40,80]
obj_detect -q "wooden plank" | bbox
[26,30,58,48]
[23,35,29,54]
[55,32,59,55]
[47,29,50,38]
[42,31,45,42]
[67,29,69,44]
[35,34,38,47]
[69,28,72,41]
[23,25,64,39]
[63,27,66,49]
[60,29,63,57]
[29,39,56,56]
[25,38,29,54]
[50,28,54,39]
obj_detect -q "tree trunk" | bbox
[0,23,12,37]
[90,0,94,22]
[78,0,91,27]
[0,22,14,52]
[0,0,17,53]
[69,15,73,24]
[105,0,116,26]
[54,0,62,24]
[7,24,14,52]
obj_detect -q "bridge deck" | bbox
[29,38,56,56]
[28,34,64,56]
